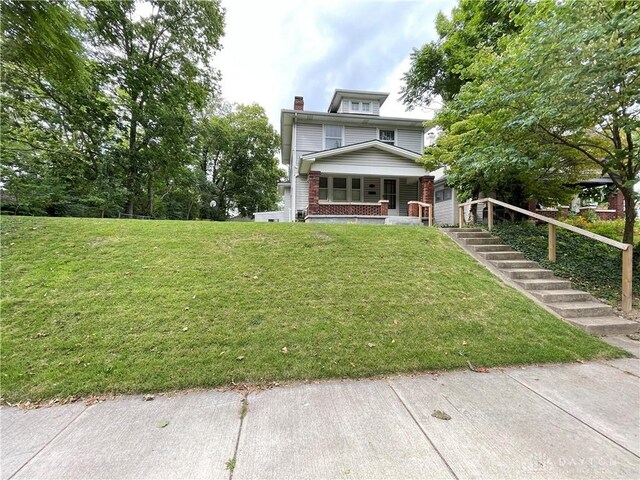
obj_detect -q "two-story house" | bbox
[256,89,457,224]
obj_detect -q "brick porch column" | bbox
[608,191,624,219]
[379,200,389,216]
[527,199,537,212]
[307,171,320,215]
[420,175,435,205]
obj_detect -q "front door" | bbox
[383,179,399,216]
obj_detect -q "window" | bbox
[333,177,347,200]
[319,177,328,200]
[379,129,395,145]
[318,176,363,202]
[349,101,373,113]
[435,188,452,203]
[351,178,361,202]
[324,125,343,149]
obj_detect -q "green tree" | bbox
[401,0,524,106]
[196,104,283,220]
[440,0,639,242]
[1,0,86,81]
[84,0,225,216]
[1,1,226,219]
[402,0,530,219]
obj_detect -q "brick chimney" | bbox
[294,96,304,111]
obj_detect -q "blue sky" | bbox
[216,0,457,131]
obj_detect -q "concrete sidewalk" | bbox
[2,359,639,480]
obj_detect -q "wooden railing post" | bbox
[487,201,494,231]
[548,224,556,262]
[458,205,464,227]
[622,245,633,313]
[428,205,433,227]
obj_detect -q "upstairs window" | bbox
[349,101,373,113]
[379,129,395,145]
[324,125,343,149]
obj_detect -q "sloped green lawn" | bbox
[1,216,625,402]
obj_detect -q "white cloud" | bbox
[216,0,456,131]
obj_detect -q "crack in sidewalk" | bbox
[8,404,90,479]
[227,394,249,480]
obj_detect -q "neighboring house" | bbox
[255,89,459,224]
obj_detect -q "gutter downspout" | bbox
[291,112,297,222]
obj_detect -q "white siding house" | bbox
[260,89,454,224]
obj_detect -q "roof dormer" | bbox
[327,89,389,116]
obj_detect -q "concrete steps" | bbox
[547,302,615,319]
[480,251,526,261]
[530,290,593,303]
[472,245,514,253]
[514,278,573,290]
[443,228,639,336]
[503,269,556,280]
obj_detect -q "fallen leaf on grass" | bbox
[431,410,451,421]
[366,342,376,348]
[156,420,169,428]
[281,347,288,354]
[31,332,48,339]
[143,394,154,401]
[236,355,245,361]
[182,326,188,332]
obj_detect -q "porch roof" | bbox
[299,140,426,176]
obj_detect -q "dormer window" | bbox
[349,101,372,114]
[379,129,395,145]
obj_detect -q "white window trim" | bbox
[348,100,374,114]
[318,175,365,203]
[377,128,397,146]
[323,124,345,150]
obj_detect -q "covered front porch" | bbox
[306,172,434,224]
[299,140,434,224]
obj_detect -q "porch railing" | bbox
[457,197,634,313]
[407,201,433,227]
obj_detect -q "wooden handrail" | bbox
[408,201,433,227]
[458,198,629,250]
[457,197,633,312]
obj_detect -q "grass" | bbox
[1,216,625,403]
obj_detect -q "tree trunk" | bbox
[126,96,139,218]
[621,187,636,244]
[147,173,154,217]
[469,186,481,223]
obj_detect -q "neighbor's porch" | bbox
[305,171,434,223]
